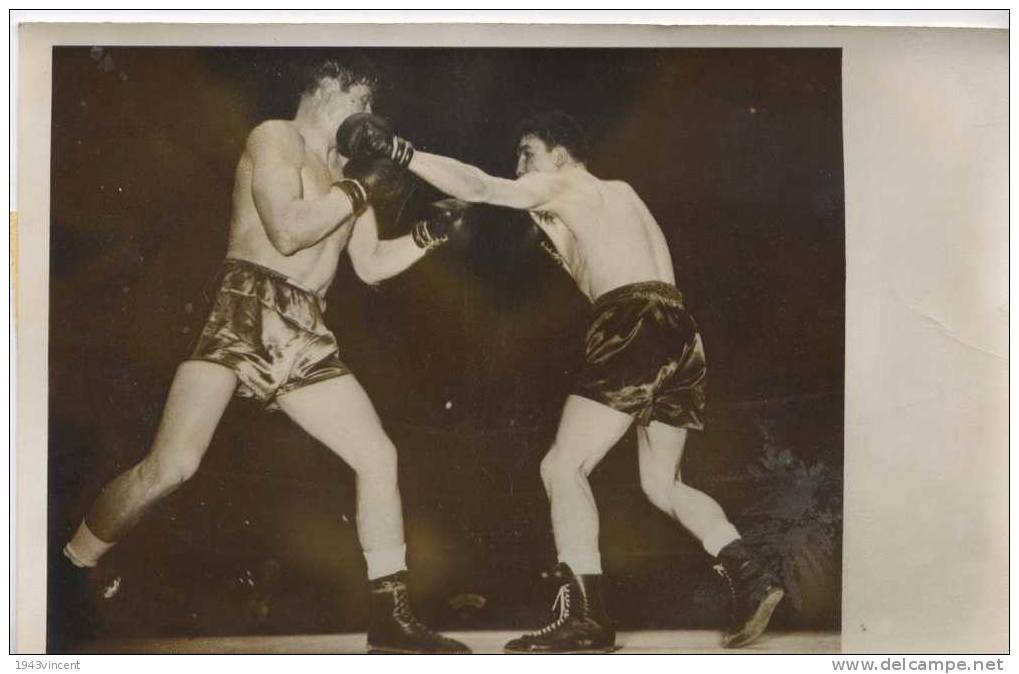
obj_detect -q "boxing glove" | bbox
[341,156,410,210]
[336,113,414,167]
[412,198,471,251]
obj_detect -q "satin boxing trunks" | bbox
[188,258,350,410]
[575,281,707,430]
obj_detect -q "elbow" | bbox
[263,209,305,256]
[351,256,383,286]
[270,232,300,257]
[355,268,383,286]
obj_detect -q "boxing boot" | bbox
[504,563,616,654]
[366,571,471,654]
[49,548,125,652]
[713,539,785,648]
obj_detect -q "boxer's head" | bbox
[297,57,378,130]
[515,111,589,176]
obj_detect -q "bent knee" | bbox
[639,475,671,512]
[140,451,202,489]
[540,445,586,486]
[352,440,399,483]
[640,465,687,511]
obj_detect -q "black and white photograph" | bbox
[45,44,844,655]
[12,16,1008,658]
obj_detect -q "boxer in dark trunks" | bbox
[62,59,469,654]
[576,281,707,431]
[339,110,784,652]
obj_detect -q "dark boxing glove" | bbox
[538,238,570,272]
[341,156,409,210]
[521,219,570,272]
[336,112,415,167]
[332,178,368,216]
[412,198,470,251]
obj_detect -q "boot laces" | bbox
[391,584,431,633]
[533,583,571,636]
[713,563,738,611]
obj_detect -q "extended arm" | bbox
[408,151,564,211]
[335,114,567,212]
[249,121,358,256]
[347,206,429,285]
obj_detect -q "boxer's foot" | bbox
[713,540,784,648]
[366,571,470,654]
[505,563,617,654]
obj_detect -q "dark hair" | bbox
[298,55,378,99]
[517,110,590,162]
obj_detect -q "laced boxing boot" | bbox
[713,539,785,648]
[504,563,616,654]
[50,548,125,652]
[366,571,471,654]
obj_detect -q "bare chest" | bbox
[299,150,336,199]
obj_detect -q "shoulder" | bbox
[533,167,586,198]
[606,178,638,195]
[516,170,563,189]
[507,170,572,206]
[246,120,304,160]
[607,179,651,208]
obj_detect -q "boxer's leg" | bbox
[540,395,632,575]
[66,361,237,566]
[276,375,405,578]
[638,421,782,647]
[277,374,470,654]
[636,421,739,556]
[504,395,631,653]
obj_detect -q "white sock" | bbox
[558,549,602,575]
[703,525,741,558]
[364,544,407,580]
[64,521,114,568]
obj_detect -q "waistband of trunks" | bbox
[592,281,685,311]
[222,258,325,300]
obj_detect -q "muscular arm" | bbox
[408,151,565,211]
[249,121,357,256]
[347,206,428,285]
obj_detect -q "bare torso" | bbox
[531,167,676,301]
[226,120,352,295]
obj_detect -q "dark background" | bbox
[48,47,844,650]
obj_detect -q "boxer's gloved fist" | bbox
[341,156,409,209]
[336,113,415,167]
[412,198,470,251]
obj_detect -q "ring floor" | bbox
[78,630,840,654]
